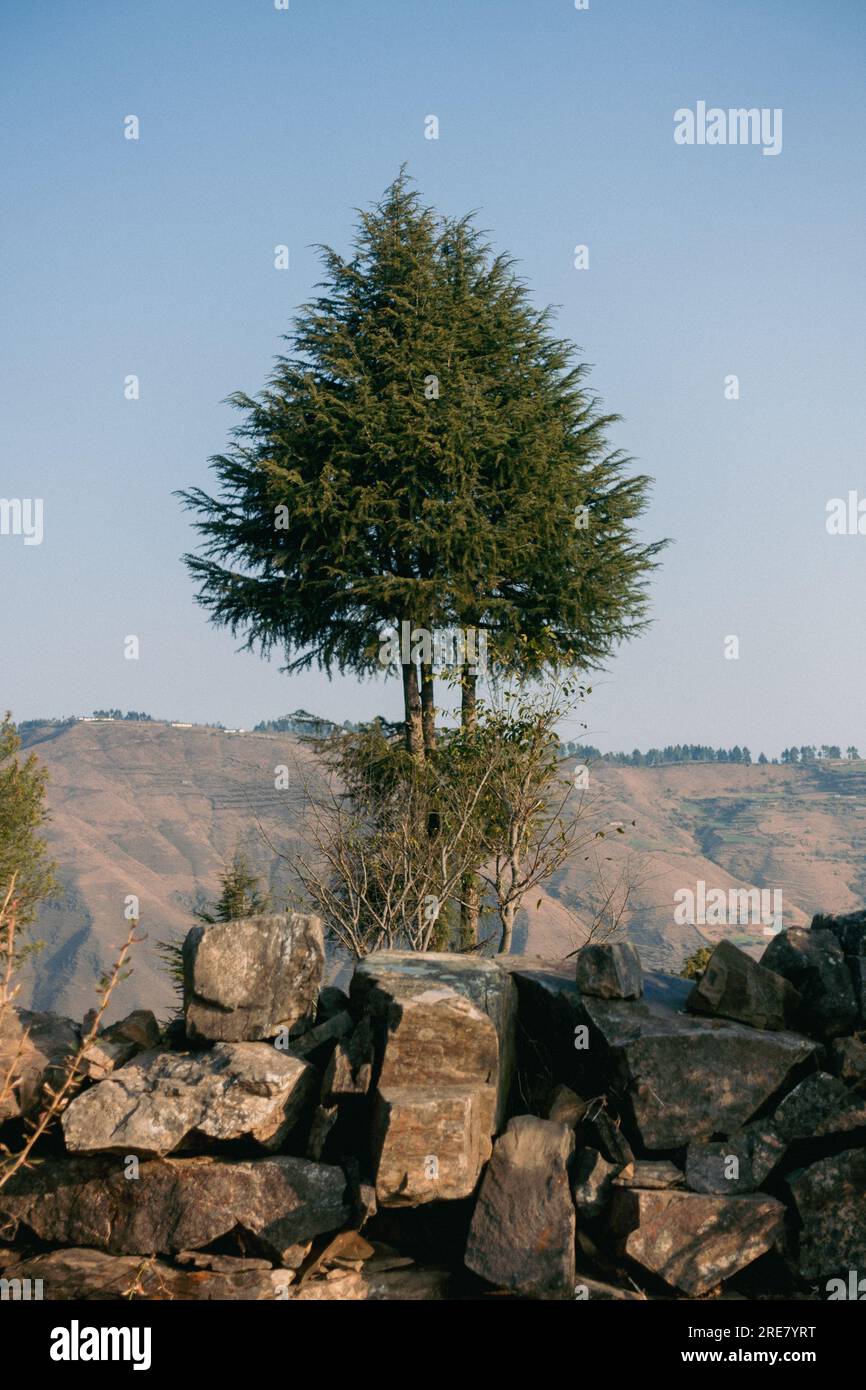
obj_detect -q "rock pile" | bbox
[2,908,865,1300]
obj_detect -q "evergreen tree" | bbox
[178,171,663,761]
[1,714,57,936]
[195,852,270,923]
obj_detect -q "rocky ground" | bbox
[2,908,865,1301]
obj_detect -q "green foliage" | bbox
[195,852,270,924]
[158,853,270,1008]
[680,946,713,980]
[178,169,664,733]
[296,721,492,956]
[0,713,57,941]
[300,686,603,956]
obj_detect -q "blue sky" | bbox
[2,0,864,754]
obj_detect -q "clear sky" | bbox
[2,0,864,755]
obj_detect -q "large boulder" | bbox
[686,939,801,1031]
[499,959,693,1104]
[0,1154,349,1263]
[761,928,858,1038]
[0,1247,295,1300]
[183,912,324,1042]
[351,951,516,1126]
[61,1043,316,1156]
[787,1148,866,1281]
[576,990,816,1150]
[371,1084,496,1206]
[611,1187,786,1296]
[812,908,866,957]
[366,986,498,1095]
[574,942,643,1000]
[465,1116,575,1298]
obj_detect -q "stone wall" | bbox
[2,911,865,1301]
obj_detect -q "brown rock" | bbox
[78,1036,137,1081]
[0,1008,79,1121]
[577,990,816,1150]
[575,942,643,1000]
[829,1034,866,1084]
[1,1247,294,1300]
[613,1160,683,1190]
[465,1116,576,1298]
[322,1016,373,1102]
[685,1123,785,1195]
[371,1084,495,1207]
[547,1084,588,1127]
[291,1263,449,1300]
[103,1010,161,1050]
[572,1148,618,1219]
[611,1187,786,1296]
[288,1010,353,1058]
[771,1071,866,1142]
[787,1147,866,1281]
[0,1154,349,1264]
[351,951,516,1126]
[687,939,801,1031]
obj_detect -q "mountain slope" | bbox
[18,722,866,1019]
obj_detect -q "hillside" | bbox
[17,721,866,1020]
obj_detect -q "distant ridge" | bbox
[14,719,866,1021]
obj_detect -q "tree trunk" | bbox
[420,662,436,754]
[461,666,477,732]
[498,902,516,954]
[460,665,480,946]
[402,657,424,762]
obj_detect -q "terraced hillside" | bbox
[17,721,866,1019]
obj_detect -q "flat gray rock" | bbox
[61,1042,316,1156]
